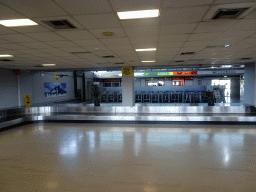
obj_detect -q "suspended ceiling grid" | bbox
[0,0,255,70]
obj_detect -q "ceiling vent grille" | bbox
[42,19,76,29]
[115,62,124,65]
[0,59,12,62]
[102,55,115,58]
[70,51,91,55]
[174,60,185,63]
[180,52,195,55]
[240,58,252,60]
[212,8,249,20]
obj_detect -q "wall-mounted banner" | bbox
[55,74,60,81]
[44,82,67,98]
[122,67,133,76]
[24,94,31,107]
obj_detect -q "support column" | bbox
[244,63,256,105]
[122,67,135,106]
[73,71,78,98]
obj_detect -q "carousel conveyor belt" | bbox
[1,105,256,129]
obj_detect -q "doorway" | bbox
[212,79,231,103]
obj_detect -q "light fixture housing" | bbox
[141,61,155,63]
[136,48,157,52]
[117,9,159,20]
[0,54,13,57]
[0,19,38,27]
[42,64,56,67]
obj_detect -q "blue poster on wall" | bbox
[44,82,67,97]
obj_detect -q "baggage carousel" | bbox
[1,105,256,129]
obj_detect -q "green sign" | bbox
[144,72,173,76]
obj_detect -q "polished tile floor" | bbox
[0,123,256,192]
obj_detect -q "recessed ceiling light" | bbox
[117,9,159,20]
[224,45,230,48]
[42,64,56,67]
[141,61,155,63]
[136,48,156,52]
[0,54,13,57]
[0,19,38,27]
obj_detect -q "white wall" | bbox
[0,68,18,109]
[0,68,75,109]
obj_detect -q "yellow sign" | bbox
[122,67,133,76]
[55,74,60,81]
[24,94,31,107]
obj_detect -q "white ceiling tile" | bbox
[0,34,37,43]
[130,36,158,45]
[161,6,209,25]
[0,4,25,20]
[0,39,12,44]
[45,41,77,48]
[83,45,110,52]
[25,32,65,41]
[89,28,126,39]
[11,25,51,33]
[188,32,223,41]
[20,42,53,49]
[159,34,189,43]
[124,26,159,37]
[100,37,130,45]
[209,38,243,46]
[55,0,112,14]
[230,19,256,31]
[245,9,256,19]
[56,30,95,40]
[59,47,88,53]
[107,44,134,51]
[0,44,30,50]
[121,18,159,28]
[159,42,185,48]
[157,48,180,55]
[110,0,160,12]
[73,13,121,29]
[16,49,47,54]
[73,39,105,47]
[1,0,67,17]
[94,51,116,57]
[183,41,211,47]
[214,0,254,4]
[163,0,214,8]
[194,20,236,33]
[160,23,197,35]
[0,26,17,35]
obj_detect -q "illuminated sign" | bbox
[144,71,197,77]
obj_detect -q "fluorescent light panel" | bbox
[42,64,56,66]
[0,19,38,27]
[136,48,156,52]
[117,9,159,20]
[141,61,155,63]
[0,54,13,57]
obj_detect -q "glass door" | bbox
[211,79,231,103]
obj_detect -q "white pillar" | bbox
[122,67,135,106]
[244,63,256,105]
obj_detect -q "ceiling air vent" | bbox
[115,62,124,65]
[71,51,91,55]
[174,60,185,63]
[180,52,195,55]
[102,55,115,58]
[0,59,12,62]
[240,58,252,60]
[42,19,76,29]
[212,8,249,20]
